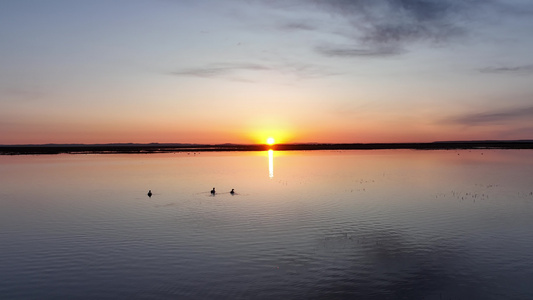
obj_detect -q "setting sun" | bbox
[267,137,275,145]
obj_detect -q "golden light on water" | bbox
[267,137,275,145]
[268,149,274,178]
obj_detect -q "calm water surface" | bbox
[1,150,533,299]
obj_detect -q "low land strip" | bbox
[1,141,532,155]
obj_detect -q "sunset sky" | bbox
[1,0,533,144]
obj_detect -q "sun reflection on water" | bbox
[268,149,274,178]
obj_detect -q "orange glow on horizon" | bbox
[248,128,292,145]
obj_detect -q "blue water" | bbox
[1,150,532,299]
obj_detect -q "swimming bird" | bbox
[147,190,152,197]
[211,188,216,195]
[230,189,235,195]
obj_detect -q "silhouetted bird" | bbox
[230,189,235,195]
[211,188,216,195]
[147,190,152,197]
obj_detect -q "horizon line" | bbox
[1,140,533,155]
[1,139,533,147]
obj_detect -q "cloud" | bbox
[282,62,340,78]
[171,63,271,78]
[479,64,533,74]
[448,106,533,126]
[171,61,337,80]
[316,45,405,57]
[314,0,475,43]
[242,1,533,61]
[279,21,317,31]
[259,0,502,57]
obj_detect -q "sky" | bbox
[1,0,533,144]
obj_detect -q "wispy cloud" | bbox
[316,45,404,57]
[171,61,337,80]
[171,63,271,78]
[282,62,340,78]
[262,0,509,57]
[315,0,474,43]
[448,106,533,126]
[479,64,533,74]
[279,21,317,31]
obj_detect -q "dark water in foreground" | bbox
[1,150,532,299]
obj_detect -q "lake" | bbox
[1,150,532,299]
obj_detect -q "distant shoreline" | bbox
[1,141,532,155]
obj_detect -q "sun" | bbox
[266,137,275,145]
